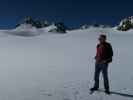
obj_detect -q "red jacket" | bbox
[96,42,113,63]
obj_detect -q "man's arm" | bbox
[105,43,113,63]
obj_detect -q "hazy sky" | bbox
[0,0,132,28]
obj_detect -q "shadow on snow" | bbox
[98,89,133,98]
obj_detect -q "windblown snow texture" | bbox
[0,25,132,100]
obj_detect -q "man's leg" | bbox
[102,63,110,92]
[93,63,101,89]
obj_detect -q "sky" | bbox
[0,0,133,29]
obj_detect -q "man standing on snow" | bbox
[90,34,113,94]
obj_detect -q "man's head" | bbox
[98,34,107,44]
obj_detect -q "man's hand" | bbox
[94,56,97,60]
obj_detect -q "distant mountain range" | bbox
[17,16,66,33]
[16,16,133,32]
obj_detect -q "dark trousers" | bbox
[94,63,109,90]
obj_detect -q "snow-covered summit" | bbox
[14,24,37,31]
[117,16,133,31]
[41,24,57,32]
[8,24,39,36]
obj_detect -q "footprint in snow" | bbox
[64,98,71,100]
[40,90,53,96]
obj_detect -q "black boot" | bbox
[105,89,110,95]
[90,87,98,91]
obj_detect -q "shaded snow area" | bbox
[0,26,133,100]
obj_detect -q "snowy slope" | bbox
[11,24,39,36]
[0,27,132,100]
[41,24,57,32]
[0,24,58,37]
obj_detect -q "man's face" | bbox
[98,36,106,43]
